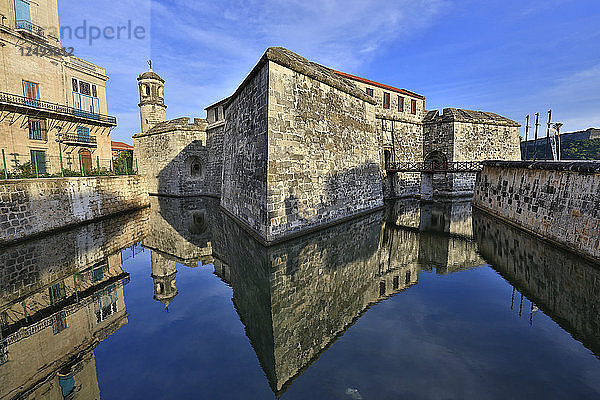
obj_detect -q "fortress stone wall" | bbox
[264,58,382,241]
[134,117,223,197]
[220,61,270,236]
[0,175,149,245]
[134,47,520,242]
[473,161,600,262]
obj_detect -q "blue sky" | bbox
[59,0,600,144]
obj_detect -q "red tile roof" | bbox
[111,141,134,151]
[332,70,425,100]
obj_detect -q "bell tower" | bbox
[138,60,167,134]
[150,251,178,311]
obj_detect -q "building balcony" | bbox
[15,19,45,39]
[60,132,97,147]
[0,91,117,127]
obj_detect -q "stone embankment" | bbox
[473,160,600,262]
[0,176,149,245]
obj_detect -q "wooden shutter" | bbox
[383,92,390,109]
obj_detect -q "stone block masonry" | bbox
[0,175,149,245]
[134,117,223,197]
[473,161,600,262]
[221,47,384,243]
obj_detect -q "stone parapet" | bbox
[473,161,600,262]
[0,175,149,245]
[481,160,600,173]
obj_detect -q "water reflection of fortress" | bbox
[0,210,147,399]
[143,197,485,395]
[2,197,598,398]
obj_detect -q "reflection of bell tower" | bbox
[138,60,167,134]
[151,251,178,310]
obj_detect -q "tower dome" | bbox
[138,60,167,134]
[150,251,178,311]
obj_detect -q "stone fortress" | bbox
[134,47,521,243]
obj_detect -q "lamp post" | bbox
[55,126,64,176]
[552,122,563,161]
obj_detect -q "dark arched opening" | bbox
[425,151,448,171]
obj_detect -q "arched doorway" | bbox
[79,149,92,173]
[384,149,392,170]
[425,151,448,171]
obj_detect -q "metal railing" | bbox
[15,19,45,37]
[0,149,138,180]
[387,161,483,173]
[60,133,97,146]
[0,91,117,126]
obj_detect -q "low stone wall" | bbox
[473,161,600,262]
[0,175,149,245]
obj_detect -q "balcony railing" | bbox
[60,132,97,147]
[15,19,45,38]
[0,91,117,126]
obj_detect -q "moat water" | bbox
[1,198,600,399]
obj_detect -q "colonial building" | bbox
[0,0,116,175]
[134,47,521,243]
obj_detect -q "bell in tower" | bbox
[138,60,167,134]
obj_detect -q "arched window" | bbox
[189,211,208,235]
[190,160,202,178]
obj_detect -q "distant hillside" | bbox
[562,138,600,160]
[521,128,600,160]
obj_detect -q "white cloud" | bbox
[120,0,448,143]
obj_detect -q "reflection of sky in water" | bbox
[93,249,600,399]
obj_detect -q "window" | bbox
[398,96,404,112]
[379,281,386,296]
[79,81,91,96]
[0,311,7,330]
[14,0,31,22]
[76,126,90,142]
[22,80,39,103]
[410,99,417,115]
[405,270,412,284]
[28,118,47,141]
[94,285,118,323]
[59,373,75,397]
[214,107,219,121]
[393,276,399,290]
[52,311,67,335]
[383,92,390,109]
[49,282,66,305]
[92,266,104,283]
[366,87,374,96]
[72,79,100,113]
[30,150,46,174]
[190,159,202,178]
